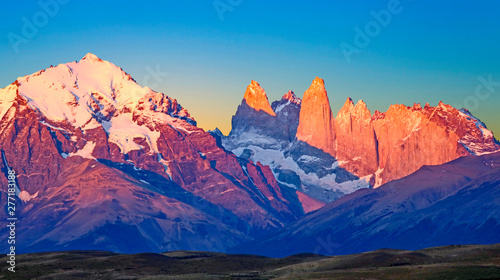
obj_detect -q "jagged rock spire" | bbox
[243,80,275,116]
[296,77,335,156]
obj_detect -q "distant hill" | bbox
[1,244,499,279]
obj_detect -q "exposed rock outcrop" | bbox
[335,98,378,176]
[296,77,336,156]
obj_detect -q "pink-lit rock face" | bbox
[332,99,499,186]
[296,77,336,156]
[281,90,302,106]
[335,98,378,177]
[370,102,499,186]
[295,190,326,213]
[243,80,276,116]
[291,78,498,187]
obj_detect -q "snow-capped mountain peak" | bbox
[9,53,194,126]
[0,54,196,158]
[81,52,103,62]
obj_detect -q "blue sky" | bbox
[1,0,499,136]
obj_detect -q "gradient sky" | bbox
[1,0,499,137]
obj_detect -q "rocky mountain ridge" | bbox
[222,77,499,202]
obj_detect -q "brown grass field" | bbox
[1,244,499,279]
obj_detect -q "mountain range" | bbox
[0,54,499,256]
[221,77,499,202]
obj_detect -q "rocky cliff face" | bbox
[296,77,336,156]
[228,84,301,151]
[242,80,276,116]
[271,90,301,142]
[334,98,378,177]
[371,102,498,186]
[0,54,309,253]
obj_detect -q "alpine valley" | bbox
[1,54,499,258]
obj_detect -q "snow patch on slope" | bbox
[0,84,18,122]
[232,145,369,194]
[224,131,284,150]
[274,100,290,113]
[69,141,96,159]
[102,113,160,154]
[158,154,172,179]
[19,190,39,203]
